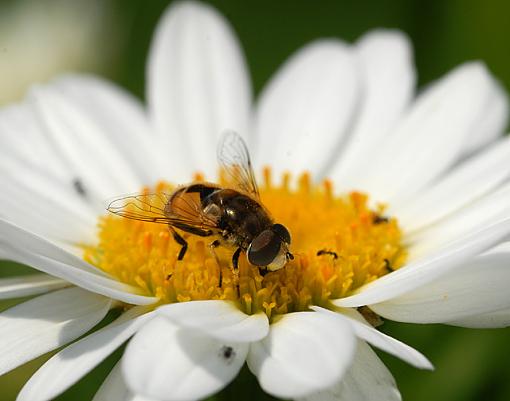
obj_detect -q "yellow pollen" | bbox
[83,171,406,319]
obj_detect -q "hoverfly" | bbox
[107,131,293,275]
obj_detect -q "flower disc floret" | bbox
[84,170,406,319]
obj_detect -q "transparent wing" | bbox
[107,193,172,223]
[107,191,218,232]
[217,130,260,199]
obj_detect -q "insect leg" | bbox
[209,240,222,287]
[231,248,242,298]
[384,258,394,272]
[170,228,188,260]
[232,247,242,272]
[317,249,338,259]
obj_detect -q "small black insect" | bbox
[384,258,394,272]
[219,345,236,364]
[357,306,384,327]
[373,215,389,224]
[317,249,338,259]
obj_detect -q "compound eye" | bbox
[247,229,281,266]
[272,223,291,244]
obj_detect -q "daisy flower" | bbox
[1,1,510,401]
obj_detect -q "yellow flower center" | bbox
[83,170,406,319]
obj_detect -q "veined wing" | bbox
[107,191,218,232]
[107,193,172,223]
[217,130,260,199]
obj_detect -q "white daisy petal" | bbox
[156,300,269,342]
[129,394,159,401]
[147,0,252,180]
[52,75,171,185]
[4,244,157,305]
[370,246,510,326]
[0,227,154,304]
[409,180,510,258]
[447,308,510,328]
[0,157,97,243]
[17,307,153,401]
[0,75,163,240]
[331,29,415,187]
[0,218,106,275]
[461,74,508,155]
[299,341,401,401]
[0,274,68,299]
[247,311,356,399]
[254,40,359,179]
[357,62,506,203]
[0,102,97,242]
[123,316,248,401]
[334,216,510,307]
[0,287,111,376]
[29,83,143,202]
[396,136,510,232]
[0,219,157,305]
[93,361,132,401]
[93,362,158,401]
[0,104,64,178]
[311,307,432,369]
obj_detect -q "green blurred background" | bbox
[1,0,510,400]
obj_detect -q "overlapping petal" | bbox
[461,72,508,155]
[156,300,269,342]
[0,220,157,305]
[397,136,510,232]
[51,75,171,185]
[93,362,157,401]
[448,308,510,328]
[335,216,510,307]
[0,287,111,376]
[0,104,64,178]
[0,274,68,299]
[370,244,510,326]
[123,316,248,401]
[147,0,252,179]
[17,307,153,401]
[93,362,133,401]
[0,120,97,242]
[247,311,356,398]
[312,307,432,369]
[331,30,415,189]
[29,84,143,202]
[299,341,401,401]
[0,73,171,241]
[255,40,359,179]
[409,182,510,258]
[355,62,507,203]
